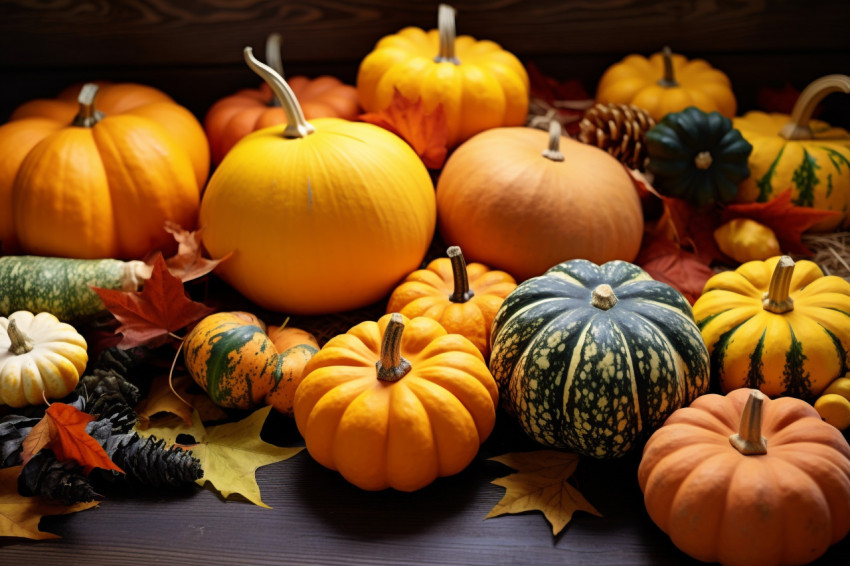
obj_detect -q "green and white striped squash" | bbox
[489,259,709,459]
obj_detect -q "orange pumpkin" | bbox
[205,33,360,163]
[0,83,208,259]
[386,246,516,359]
[639,388,850,566]
[294,313,499,491]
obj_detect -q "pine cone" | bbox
[91,346,149,378]
[76,368,140,432]
[578,103,655,170]
[18,450,101,505]
[96,432,203,488]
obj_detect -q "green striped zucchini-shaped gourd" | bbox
[489,259,709,458]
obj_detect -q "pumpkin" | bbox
[645,106,752,207]
[386,246,516,359]
[712,218,780,264]
[733,74,850,231]
[205,33,360,164]
[200,48,435,315]
[183,311,318,416]
[294,313,498,491]
[638,388,850,566]
[489,259,710,458]
[0,311,88,407]
[815,376,850,430]
[693,255,850,399]
[357,3,529,148]
[0,83,207,259]
[595,46,737,122]
[436,121,644,281]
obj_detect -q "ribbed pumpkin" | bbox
[595,46,737,122]
[386,246,516,359]
[183,311,318,416]
[200,48,436,315]
[733,75,850,231]
[0,83,207,259]
[693,255,850,399]
[490,259,710,458]
[639,388,850,566]
[436,122,644,281]
[294,313,499,491]
[205,33,359,164]
[357,4,529,148]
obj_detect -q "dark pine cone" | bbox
[18,450,100,505]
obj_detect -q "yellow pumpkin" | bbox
[713,218,781,263]
[357,4,529,148]
[595,46,737,122]
[734,75,850,232]
[200,48,436,315]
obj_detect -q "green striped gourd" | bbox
[489,259,709,459]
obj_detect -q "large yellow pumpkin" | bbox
[734,75,850,231]
[357,4,529,148]
[200,48,436,315]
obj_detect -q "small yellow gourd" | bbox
[713,218,781,263]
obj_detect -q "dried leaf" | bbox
[135,373,228,430]
[91,255,215,349]
[526,61,592,136]
[162,222,232,282]
[139,407,302,508]
[20,418,51,467]
[0,466,99,539]
[486,450,601,535]
[636,234,716,304]
[359,88,448,169]
[757,83,803,115]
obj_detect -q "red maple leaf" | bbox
[526,61,593,136]
[21,403,123,475]
[162,221,232,282]
[636,234,716,305]
[91,255,214,348]
[359,88,449,169]
[721,189,841,255]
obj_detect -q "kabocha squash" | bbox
[0,311,88,407]
[693,255,850,398]
[205,33,359,164]
[357,3,529,148]
[712,218,781,263]
[0,83,206,259]
[436,122,644,281]
[183,311,318,416]
[200,48,435,315]
[386,246,516,359]
[645,106,752,207]
[489,259,709,459]
[294,313,498,491]
[639,388,850,566]
[595,46,737,122]
[734,75,850,231]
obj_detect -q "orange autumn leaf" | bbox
[359,88,449,169]
[162,222,233,282]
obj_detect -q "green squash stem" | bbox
[780,74,850,140]
[434,4,460,64]
[244,46,315,138]
[265,32,284,108]
[729,389,768,455]
[71,83,105,127]
[376,313,412,382]
[447,246,474,303]
[591,284,619,310]
[6,319,34,355]
[763,256,795,314]
[657,46,678,88]
[542,121,565,162]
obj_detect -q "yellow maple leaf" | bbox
[138,406,302,508]
[0,466,99,539]
[486,450,602,535]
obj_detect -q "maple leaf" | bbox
[526,61,593,136]
[20,403,124,475]
[721,189,842,255]
[636,234,717,305]
[135,373,228,430]
[138,407,302,508]
[0,466,99,540]
[486,450,601,535]
[359,88,449,169]
[162,221,232,282]
[91,255,215,349]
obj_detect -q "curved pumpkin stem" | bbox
[376,313,412,382]
[780,74,850,140]
[657,46,678,88]
[71,83,105,128]
[763,256,795,314]
[6,319,34,355]
[434,4,460,64]
[729,389,768,455]
[591,284,619,310]
[542,120,565,162]
[447,246,475,303]
[244,46,315,138]
[265,33,284,108]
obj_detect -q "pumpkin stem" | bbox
[657,46,678,88]
[376,313,412,382]
[763,255,795,314]
[434,4,460,64]
[694,151,713,170]
[591,284,619,310]
[780,74,850,140]
[244,46,315,139]
[447,246,475,303]
[71,83,105,127]
[265,33,284,108]
[6,319,34,355]
[542,120,565,162]
[729,389,768,455]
